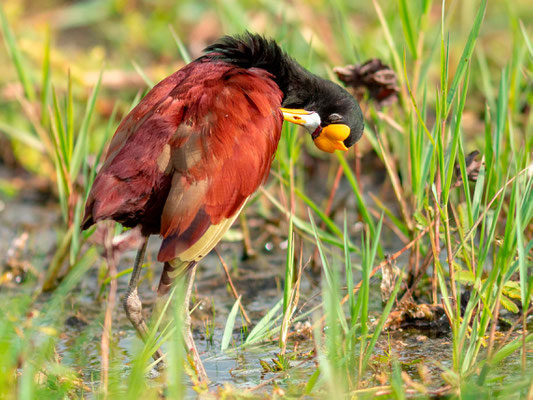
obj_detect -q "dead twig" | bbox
[100,224,117,399]
[366,198,410,244]
[215,249,251,325]
[375,129,414,232]
[339,222,433,307]
[399,250,434,305]
[239,212,256,258]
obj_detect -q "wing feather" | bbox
[157,66,283,262]
[82,61,283,263]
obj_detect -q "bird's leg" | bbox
[183,267,208,383]
[153,263,208,382]
[123,236,164,363]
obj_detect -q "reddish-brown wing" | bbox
[157,63,283,261]
[82,66,191,231]
[83,60,283,262]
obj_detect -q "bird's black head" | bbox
[308,78,364,149]
[204,32,364,152]
[281,77,364,152]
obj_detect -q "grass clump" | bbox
[0,0,531,398]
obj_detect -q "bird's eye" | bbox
[329,113,343,122]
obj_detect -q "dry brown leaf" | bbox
[334,59,399,107]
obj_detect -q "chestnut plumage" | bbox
[82,32,364,378]
[83,61,282,261]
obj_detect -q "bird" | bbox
[82,32,364,382]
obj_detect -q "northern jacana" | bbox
[82,33,364,381]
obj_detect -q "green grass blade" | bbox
[476,47,496,110]
[66,70,74,161]
[40,27,51,127]
[336,153,378,246]
[519,20,533,61]
[403,51,436,148]
[42,247,98,314]
[445,0,487,108]
[489,333,533,366]
[244,299,282,346]
[309,210,348,334]
[372,0,403,87]
[282,216,295,313]
[344,214,356,324]
[69,196,84,263]
[132,60,154,88]
[391,359,406,400]
[51,87,69,165]
[471,161,486,223]
[0,122,45,151]
[398,0,417,58]
[0,4,35,102]
[221,296,242,351]
[360,271,402,373]
[70,69,102,180]
[167,286,186,398]
[293,186,343,238]
[515,182,528,309]
[169,25,192,64]
[443,65,471,204]
[261,187,358,252]
[86,102,118,200]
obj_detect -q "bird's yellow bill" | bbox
[281,108,349,153]
[280,108,312,125]
[314,124,350,153]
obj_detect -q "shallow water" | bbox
[1,165,531,397]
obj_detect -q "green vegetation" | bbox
[0,0,531,398]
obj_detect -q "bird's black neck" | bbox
[202,33,314,108]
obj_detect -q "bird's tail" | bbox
[157,260,197,296]
[81,210,95,230]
